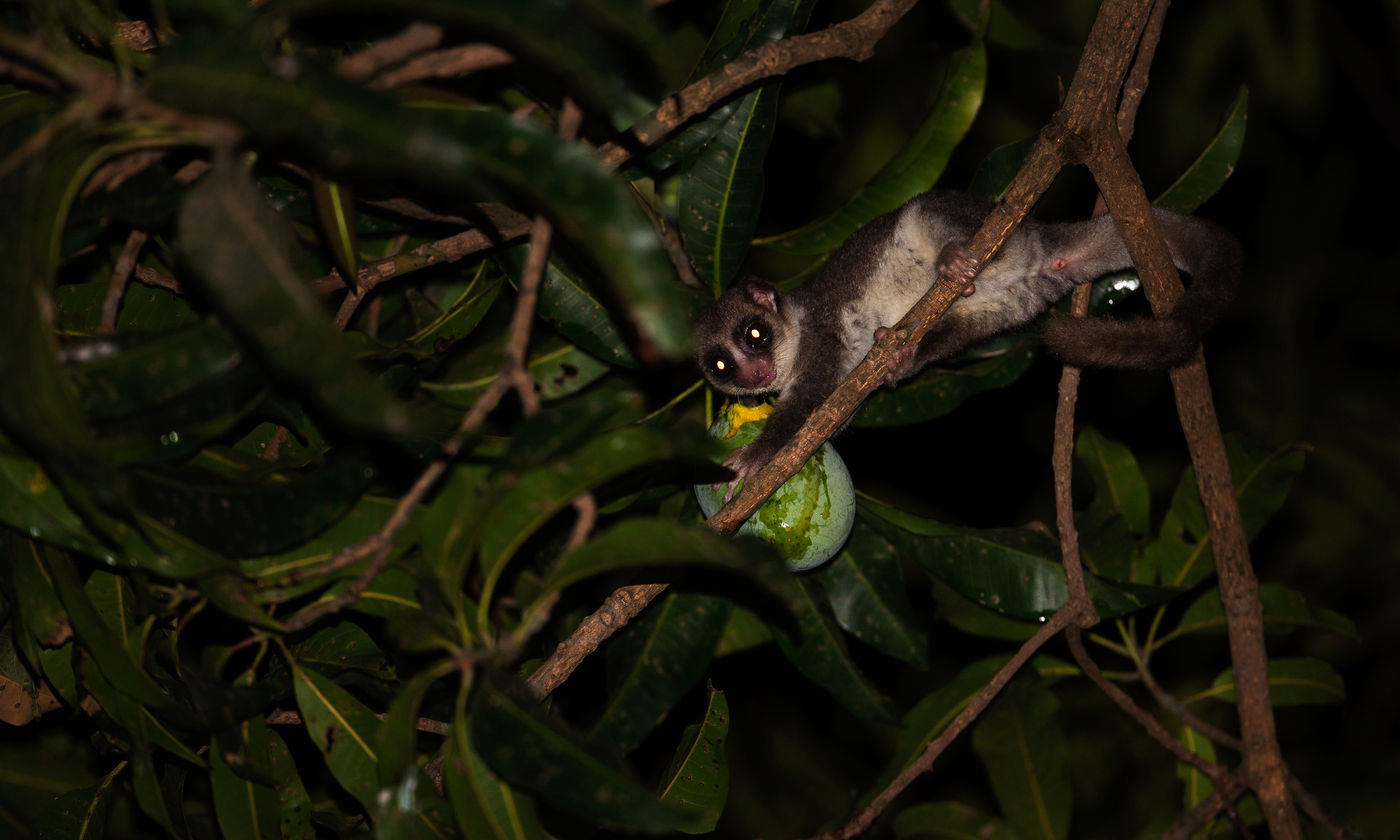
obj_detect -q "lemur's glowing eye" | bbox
[707,355,732,379]
[739,319,770,351]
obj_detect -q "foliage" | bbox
[0,1,1354,839]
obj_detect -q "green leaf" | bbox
[540,518,796,612]
[860,656,1009,808]
[679,82,779,292]
[29,760,125,840]
[1176,725,1217,812]
[417,462,493,595]
[422,335,611,407]
[290,660,382,813]
[148,57,689,358]
[872,515,1180,622]
[814,521,927,666]
[773,576,897,722]
[516,251,640,369]
[291,622,395,682]
[470,672,697,831]
[645,0,815,175]
[41,546,183,713]
[1168,583,1359,643]
[1156,86,1249,214]
[892,801,1017,840]
[268,729,315,840]
[657,686,730,834]
[176,158,427,442]
[932,579,1038,641]
[402,263,504,357]
[445,707,548,840]
[127,453,375,558]
[1075,427,1151,536]
[478,428,713,614]
[4,530,71,648]
[592,591,730,752]
[376,665,446,788]
[238,491,404,602]
[0,124,128,520]
[762,44,986,254]
[1148,437,1307,588]
[971,677,1071,840]
[311,173,360,285]
[78,656,205,767]
[1207,657,1345,706]
[211,721,280,840]
[852,334,1037,427]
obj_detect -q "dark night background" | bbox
[675,0,1400,834]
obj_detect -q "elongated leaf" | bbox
[311,173,360,285]
[148,58,689,358]
[64,322,246,419]
[291,622,395,681]
[892,801,1017,840]
[239,492,404,600]
[1075,427,1150,536]
[814,522,927,666]
[42,547,183,713]
[645,0,814,175]
[470,673,696,831]
[403,265,503,356]
[177,159,426,441]
[422,335,612,407]
[539,519,794,608]
[268,730,314,840]
[510,250,637,368]
[592,592,731,752]
[78,657,205,766]
[932,579,1037,641]
[1148,437,1307,588]
[658,686,730,834]
[1156,86,1249,214]
[679,83,779,291]
[4,530,72,648]
[852,335,1036,427]
[0,125,128,520]
[1177,725,1217,812]
[859,656,1008,808]
[773,576,896,722]
[127,454,374,558]
[871,515,1180,621]
[1169,583,1358,643]
[478,426,711,592]
[1207,657,1345,706]
[290,661,382,813]
[29,760,125,840]
[211,722,280,840]
[446,708,548,840]
[375,665,445,788]
[762,45,986,254]
[971,678,1070,840]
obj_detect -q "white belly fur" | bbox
[837,204,953,374]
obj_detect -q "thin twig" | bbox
[337,22,444,81]
[597,0,920,169]
[376,44,513,88]
[98,230,149,335]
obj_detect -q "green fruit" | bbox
[693,403,855,571]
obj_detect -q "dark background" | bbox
[660,0,1400,834]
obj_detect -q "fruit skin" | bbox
[693,403,855,571]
